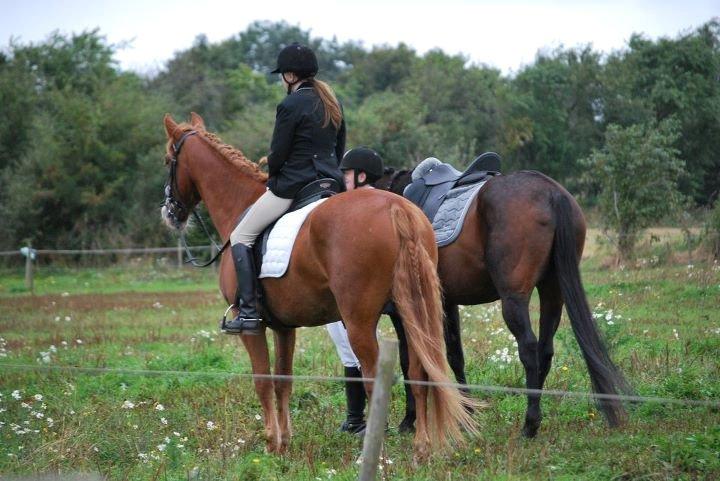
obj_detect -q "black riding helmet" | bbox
[271,43,319,78]
[340,147,384,186]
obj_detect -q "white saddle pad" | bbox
[258,199,327,278]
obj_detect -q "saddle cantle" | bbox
[403,152,501,221]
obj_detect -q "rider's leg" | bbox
[223,189,292,335]
[326,321,366,435]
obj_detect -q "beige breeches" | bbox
[230,189,293,247]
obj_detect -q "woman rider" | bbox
[326,147,384,435]
[223,43,346,335]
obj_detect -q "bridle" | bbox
[164,129,229,267]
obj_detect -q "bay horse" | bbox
[375,166,633,437]
[160,113,476,460]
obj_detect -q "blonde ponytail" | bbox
[311,79,343,130]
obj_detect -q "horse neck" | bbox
[186,139,266,241]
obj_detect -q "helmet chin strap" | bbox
[282,73,301,95]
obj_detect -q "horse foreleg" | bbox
[389,312,416,433]
[444,303,469,390]
[272,328,296,453]
[500,295,541,438]
[240,329,281,453]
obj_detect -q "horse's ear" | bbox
[190,112,206,130]
[164,114,179,138]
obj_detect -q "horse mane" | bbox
[169,122,268,183]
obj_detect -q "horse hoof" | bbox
[412,443,430,466]
[398,415,416,434]
[521,424,539,438]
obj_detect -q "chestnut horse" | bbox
[375,167,632,437]
[160,113,475,460]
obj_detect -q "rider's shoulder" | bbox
[278,90,314,112]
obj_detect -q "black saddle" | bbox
[404,152,501,221]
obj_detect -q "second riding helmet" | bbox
[271,43,319,78]
[340,147,384,183]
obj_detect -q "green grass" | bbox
[0,260,216,296]
[0,259,719,480]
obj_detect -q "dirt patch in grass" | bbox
[2,290,222,313]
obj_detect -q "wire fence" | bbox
[2,244,218,293]
[1,362,717,409]
[0,245,212,257]
[2,344,718,480]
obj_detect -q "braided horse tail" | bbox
[389,202,477,448]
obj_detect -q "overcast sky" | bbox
[2,0,717,75]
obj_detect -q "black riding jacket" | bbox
[266,81,346,198]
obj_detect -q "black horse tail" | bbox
[551,191,633,426]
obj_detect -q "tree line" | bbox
[1,20,718,258]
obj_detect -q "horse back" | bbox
[260,189,436,326]
[438,171,586,304]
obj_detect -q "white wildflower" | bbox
[206,421,216,430]
[33,394,43,401]
[160,417,168,425]
[12,390,21,400]
[155,403,165,411]
[121,400,135,409]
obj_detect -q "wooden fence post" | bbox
[24,244,34,294]
[358,338,398,481]
[177,239,183,269]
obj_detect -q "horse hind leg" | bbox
[513,276,564,439]
[537,275,563,392]
[500,294,542,438]
[272,328,296,453]
[389,310,416,433]
[392,302,468,435]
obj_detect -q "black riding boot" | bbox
[340,366,367,436]
[222,244,262,335]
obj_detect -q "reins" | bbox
[181,213,230,267]
[165,129,230,268]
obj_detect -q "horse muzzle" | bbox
[161,201,187,231]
